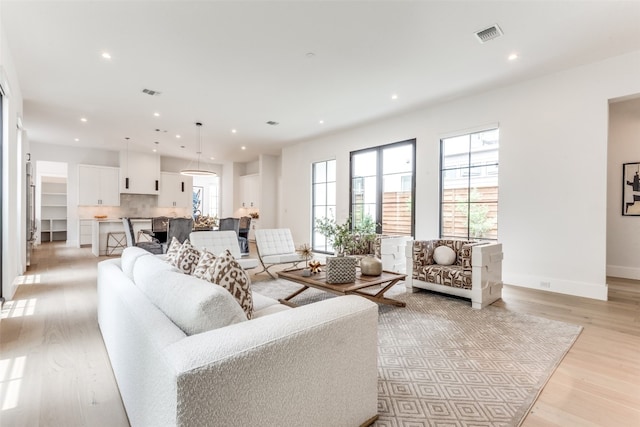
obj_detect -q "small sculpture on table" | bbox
[297,244,313,276]
[308,260,321,274]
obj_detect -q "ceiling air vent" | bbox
[266,121,279,126]
[142,88,161,96]
[474,24,503,43]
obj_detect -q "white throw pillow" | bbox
[433,245,456,265]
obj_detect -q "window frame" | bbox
[439,128,499,241]
[311,159,337,253]
[349,139,416,236]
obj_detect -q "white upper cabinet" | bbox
[239,173,260,209]
[158,172,193,209]
[78,165,120,206]
[120,151,160,195]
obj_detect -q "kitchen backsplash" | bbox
[78,194,190,219]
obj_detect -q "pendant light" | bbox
[180,122,216,176]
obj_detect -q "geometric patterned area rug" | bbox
[251,279,582,427]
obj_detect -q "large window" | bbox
[311,159,336,252]
[351,140,415,236]
[440,128,499,240]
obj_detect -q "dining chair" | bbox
[166,217,194,245]
[122,217,164,254]
[219,217,248,255]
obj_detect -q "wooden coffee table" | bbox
[276,267,407,307]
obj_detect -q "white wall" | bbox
[281,50,640,301]
[1,23,25,301]
[607,97,640,279]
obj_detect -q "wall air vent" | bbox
[474,24,503,43]
[142,88,161,96]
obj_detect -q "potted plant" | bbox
[315,215,377,256]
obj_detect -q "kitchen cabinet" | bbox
[158,172,193,208]
[120,151,160,195]
[79,219,93,246]
[239,173,260,209]
[78,165,120,206]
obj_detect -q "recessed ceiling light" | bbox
[101,52,111,60]
[176,134,181,138]
[154,141,159,145]
[391,94,398,100]
[210,157,215,160]
[231,129,237,134]
[508,53,519,61]
[74,138,79,142]
[241,146,246,150]
[80,117,87,122]
[153,112,160,117]
[319,120,324,124]
[306,52,315,58]
[152,149,157,153]
[180,145,185,149]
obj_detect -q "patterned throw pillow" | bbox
[201,250,253,319]
[173,240,201,274]
[165,236,182,264]
[192,250,216,279]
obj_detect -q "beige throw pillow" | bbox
[165,236,182,264]
[201,249,253,319]
[192,250,216,279]
[433,245,456,265]
[173,240,201,274]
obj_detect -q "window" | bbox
[311,159,336,252]
[440,128,499,240]
[350,140,415,236]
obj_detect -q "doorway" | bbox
[36,161,68,245]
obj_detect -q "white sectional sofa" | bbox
[97,247,379,427]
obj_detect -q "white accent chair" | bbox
[189,230,259,270]
[254,228,305,278]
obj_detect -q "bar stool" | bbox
[106,232,127,256]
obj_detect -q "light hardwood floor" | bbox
[1,242,639,426]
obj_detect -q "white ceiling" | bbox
[2,1,640,164]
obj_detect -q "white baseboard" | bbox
[606,265,640,280]
[503,272,608,301]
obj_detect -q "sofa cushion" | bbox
[192,250,216,279]
[415,264,472,289]
[172,240,200,274]
[121,247,152,280]
[201,250,254,319]
[133,256,247,335]
[165,236,182,264]
[433,245,456,265]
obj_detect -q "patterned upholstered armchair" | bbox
[405,239,503,309]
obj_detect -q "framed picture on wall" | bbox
[622,162,640,215]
